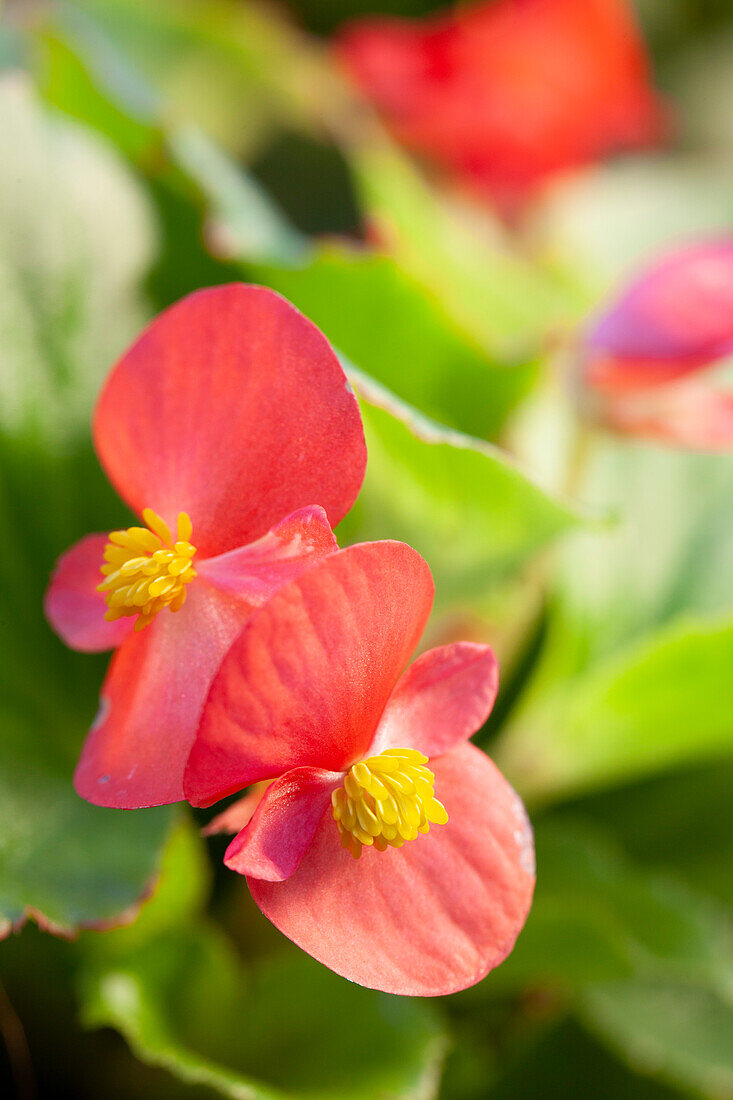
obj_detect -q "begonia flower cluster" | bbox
[46,284,535,995]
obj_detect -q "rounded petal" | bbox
[249,743,535,996]
[373,642,499,757]
[74,581,252,808]
[93,285,366,558]
[198,506,337,603]
[224,768,339,882]
[587,240,733,386]
[44,534,132,652]
[185,541,434,808]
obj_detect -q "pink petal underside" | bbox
[225,768,340,882]
[198,505,337,602]
[587,239,733,386]
[600,380,733,452]
[249,743,536,997]
[184,541,435,808]
[74,579,253,809]
[93,284,366,559]
[44,534,132,653]
[202,785,268,837]
[371,642,499,757]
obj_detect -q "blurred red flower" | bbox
[185,541,535,996]
[44,285,366,808]
[583,241,733,449]
[336,0,665,210]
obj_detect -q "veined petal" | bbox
[184,541,434,808]
[248,743,535,996]
[224,768,339,882]
[202,786,268,837]
[74,580,252,809]
[587,240,733,387]
[93,285,366,559]
[372,642,499,757]
[44,534,132,653]
[198,506,337,603]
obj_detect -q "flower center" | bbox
[332,747,448,860]
[97,508,197,631]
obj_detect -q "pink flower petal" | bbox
[249,743,535,996]
[185,541,434,807]
[600,381,733,451]
[74,580,252,808]
[44,534,132,653]
[202,786,268,837]
[224,768,339,882]
[372,642,499,757]
[94,285,366,559]
[198,505,337,602]
[587,240,733,385]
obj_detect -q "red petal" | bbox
[587,240,733,388]
[249,743,535,996]
[373,642,499,757]
[337,0,665,207]
[185,541,434,807]
[93,285,366,558]
[198,506,337,603]
[225,768,339,882]
[74,581,252,808]
[44,534,132,652]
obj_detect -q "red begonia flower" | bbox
[185,542,535,996]
[583,241,733,450]
[44,285,366,808]
[336,0,665,210]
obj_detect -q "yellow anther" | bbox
[97,509,197,630]
[332,747,448,860]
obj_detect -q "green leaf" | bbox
[81,863,448,1100]
[474,823,733,997]
[351,143,578,362]
[496,616,733,801]
[0,77,171,936]
[581,981,733,1099]
[339,369,583,606]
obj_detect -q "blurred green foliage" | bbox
[0,0,732,1098]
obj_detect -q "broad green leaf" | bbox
[495,616,733,801]
[82,891,448,1100]
[254,245,537,440]
[567,761,733,909]
[0,78,171,935]
[339,369,583,606]
[472,823,733,997]
[581,981,733,1099]
[351,143,577,363]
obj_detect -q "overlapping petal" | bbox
[224,768,339,882]
[185,541,435,807]
[249,743,536,996]
[44,534,132,653]
[197,506,337,602]
[372,642,499,757]
[337,0,664,206]
[94,284,366,558]
[74,580,254,808]
[587,240,733,386]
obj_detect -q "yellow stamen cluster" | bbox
[98,508,197,631]
[332,748,448,860]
